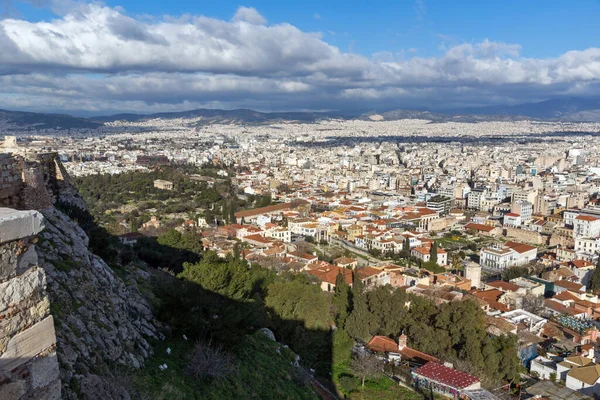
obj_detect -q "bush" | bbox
[339,376,359,393]
[185,341,236,380]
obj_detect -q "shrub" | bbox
[185,341,236,380]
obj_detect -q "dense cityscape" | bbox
[1,0,600,399]
[1,112,600,399]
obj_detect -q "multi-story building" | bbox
[427,195,452,216]
[479,241,537,270]
[573,215,600,239]
[511,200,533,223]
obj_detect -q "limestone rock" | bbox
[37,207,160,399]
[0,208,44,243]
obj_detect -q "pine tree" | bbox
[430,241,438,265]
[589,258,600,293]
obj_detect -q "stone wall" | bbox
[0,154,22,208]
[504,227,547,245]
[0,150,69,211]
[0,208,61,400]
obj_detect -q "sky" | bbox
[0,0,599,115]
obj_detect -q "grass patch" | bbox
[134,332,320,400]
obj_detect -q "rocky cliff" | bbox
[37,207,160,399]
[1,143,162,399]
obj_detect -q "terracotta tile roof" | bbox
[568,364,600,386]
[555,280,586,293]
[569,259,594,269]
[413,362,479,390]
[553,291,580,302]
[399,346,439,364]
[487,280,521,292]
[544,299,579,315]
[472,289,503,302]
[465,223,494,232]
[505,241,537,254]
[576,215,599,222]
[306,264,353,285]
[366,336,397,353]
[357,267,381,279]
[334,257,357,265]
[234,202,294,218]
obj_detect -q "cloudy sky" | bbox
[0,0,599,115]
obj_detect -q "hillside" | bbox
[448,97,600,121]
[0,109,103,130]
[92,108,343,124]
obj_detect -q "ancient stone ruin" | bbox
[0,208,61,399]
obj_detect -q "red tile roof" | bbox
[465,223,494,232]
[487,280,520,292]
[505,241,537,254]
[576,215,599,222]
[413,362,479,389]
[366,336,397,353]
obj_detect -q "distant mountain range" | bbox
[360,98,600,123]
[0,109,103,130]
[1,97,600,130]
[91,109,346,124]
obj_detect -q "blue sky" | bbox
[1,0,599,114]
[12,0,599,58]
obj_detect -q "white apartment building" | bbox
[480,242,537,270]
[574,215,600,239]
[575,237,600,261]
[264,227,292,243]
[504,213,522,227]
[511,200,533,223]
[467,189,485,210]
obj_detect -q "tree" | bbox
[350,353,381,397]
[402,236,411,257]
[521,294,544,314]
[332,272,351,328]
[589,258,600,293]
[229,202,236,224]
[233,243,241,260]
[502,265,529,281]
[345,273,377,342]
[129,215,138,232]
[430,241,438,265]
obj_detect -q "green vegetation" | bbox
[73,166,273,233]
[589,258,600,293]
[502,265,530,281]
[69,170,520,399]
[133,333,319,400]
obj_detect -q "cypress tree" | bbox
[588,258,600,293]
[333,271,351,328]
[430,241,438,265]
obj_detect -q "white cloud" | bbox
[0,3,598,113]
[232,6,266,25]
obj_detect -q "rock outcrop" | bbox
[37,207,160,399]
[1,141,161,399]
